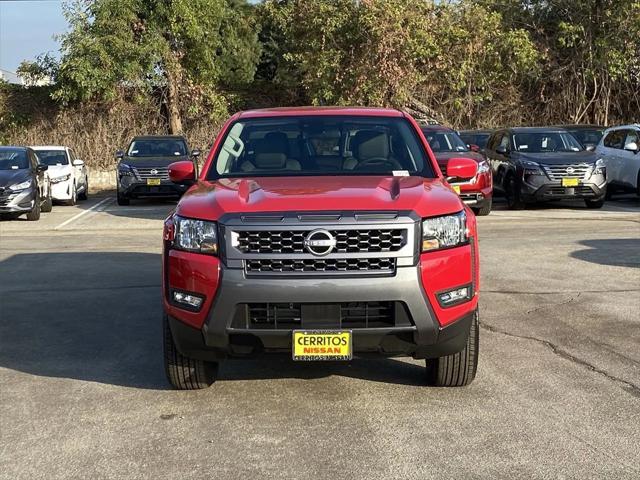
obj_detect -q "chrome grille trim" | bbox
[132,167,170,180]
[540,163,592,180]
[245,257,396,274]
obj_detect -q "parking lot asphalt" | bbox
[1,194,639,479]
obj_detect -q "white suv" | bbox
[31,146,89,205]
[596,125,640,197]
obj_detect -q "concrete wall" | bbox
[89,169,116,191]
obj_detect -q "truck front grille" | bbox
[541,163,591,180]
[236,229,406,254]
[133,167,170,180]
[237,301,407,329]
[245,257,395,274]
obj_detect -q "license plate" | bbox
[452,185,461,194]
[147,178,161,186]
[561,178,579,187]
[292,330,352,361]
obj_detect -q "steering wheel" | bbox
[353,157,402,171]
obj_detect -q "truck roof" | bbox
[236,106,405,119]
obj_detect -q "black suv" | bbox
[485,127,607,209]
[0,146,52,221]
[115,135,199,205]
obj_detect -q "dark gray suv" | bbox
[485,127,607,209]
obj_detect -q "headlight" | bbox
[592,158,606,176]
[522,160,543,176]
[50,174,71,184]
[173,215,218,255]
[422,211,468,252]
[118,164,134,176]
[477,160,490,174]
[8,180,32,191]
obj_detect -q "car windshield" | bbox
[36,150,69,166]
[422,130,469,153]
[206,116,435,178]
[460,133,490,149]
[127,139,187,157]
[566,129,603,147]
[0,150,29,170]
[512,132,583,153]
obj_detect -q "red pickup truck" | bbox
[162,107,481,389]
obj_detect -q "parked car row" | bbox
[0,145,89,221]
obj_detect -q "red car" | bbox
[162,107,480,389]
[421,125,493,215]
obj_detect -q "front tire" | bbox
[163,315,218,390]
[585,198,605,209]
[505,174,525,210]
[26,193,41,221]
[472,198,492,216]
[116,187,130,206]
[41,188,53,212]
[78,177,88,200]
[426,309,479,387]
[66,183,77,206]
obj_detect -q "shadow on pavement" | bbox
[571,239,640,268]
[0,251,429,389]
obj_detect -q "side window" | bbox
[499,133,510,151]
[487,133,499,150]
[624,130,639,147]
[29,151,38,170]
[68,149,75,161]
[603,130,626,149]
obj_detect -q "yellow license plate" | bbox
[147,178,161,186]
[561,178,579,187]
[452,185,461,194]
[292,330,352,361]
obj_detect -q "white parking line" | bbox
[54,197,114,230]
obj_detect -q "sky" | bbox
[0,0,67,73]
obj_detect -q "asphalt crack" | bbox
[480,322,640,399]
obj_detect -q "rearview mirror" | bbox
[624,141,639,153]
[73,159,85,166]
[191,149,201,158]
[169,160,196,185]
[585,145,596,152]
[468,144,480,152]
[36,164,48,173]
[446,158,478,181]
[115,150,125,160]
[496,146,508,155]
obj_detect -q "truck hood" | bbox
[175,176,464,221]
[121,155,189,167]
[0,169,31,188]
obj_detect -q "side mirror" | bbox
[624,141,639,153]
[115,150,125,160]
[36,164,48,173]
[73,159,85,166]
[446,158,478,181]
[585,145,596,152]
[495,146,508,155]
[191,149,201,158]
[169,160,196,185]
[468,144,480,153]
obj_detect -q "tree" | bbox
[45,0,260,133]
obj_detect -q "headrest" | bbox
[255,132,289,156]
[255,153,287,169]
[352,131,389,159]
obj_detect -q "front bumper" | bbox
[51,179,73,200]
[0,188,36,213]
[119,178,188,198]
[521,177,606,201]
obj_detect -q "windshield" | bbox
[36,150,69,166]
[0,150,29,170]
[512,132,583,153]
[127,139,187,157]
[566,129,603,147]
[206,116,435,178]
[422,130,469,153]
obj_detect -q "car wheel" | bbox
[66,183,77,206]
[41,188,53,212]
[78,177,88,201]
[26,193,41,221]
[505,174,525,210]
[116,187,130,206]
[472,198,492,216]
[163,315,218,390]
[426,309,479,387]
[585,198,605,209]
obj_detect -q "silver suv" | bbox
[596,125,640,197]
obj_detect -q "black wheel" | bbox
[426,309,479,387]
[66,183,77,206]
[163,315,218,390]
[41,188,53,212]
[472,198,492,216]
[505,174,525,210]
[116,187,130,206]
[26,193,41,221]
[605,185,614,200]
[78,177,88,200]
[585,198,605,209]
